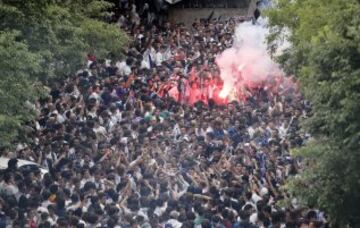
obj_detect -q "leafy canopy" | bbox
[266,0,360,226]
[0,0,128,148]
[0,31,42,147]
[0,0,128,79]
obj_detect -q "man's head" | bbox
[7,158,18,170]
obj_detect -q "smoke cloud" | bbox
[216,19,284,99]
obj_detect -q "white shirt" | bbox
[93,126,107,135]
[141,59,150,69]
[0,181,19,197]
[155,52,164,66]
[252,192,262,203]
[165,219,182,228]
[247,126,255,139]
[278,123,287,139]
[116,61,131,76]
[250,212,258,225]
[154,202,168,217]
[172,124,181,140]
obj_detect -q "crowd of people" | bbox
[0,1,327,228]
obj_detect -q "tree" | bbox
[266,0,360,226]
[0,0,128,80]
[0,0,128,147]
[0,31,42,148]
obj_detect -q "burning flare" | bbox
[158,19,298,105]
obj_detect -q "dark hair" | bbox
[40,212,49,221]
[56,197,65,209]
[71,194,79,203]
[8,209,17,220]
[49,184,59,194]
[57,217,69,227]
[18,195,28,209]
[70,216,79,226]
[3,172,12,183]
[38,221,51,228]
[201,219,212,228]
[7,158,18,169]
[181,220,194,228]
[239,210,250,221]
[83,212,99,224]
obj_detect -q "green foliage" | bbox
[0,31,43,148]
[80,18,126,59]
[0,0,128,148]
[266,0,360,226]
[0,0,128,79]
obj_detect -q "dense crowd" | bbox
[0,1,327,228]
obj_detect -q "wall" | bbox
[171,0,251,8]
[168,0,258,26]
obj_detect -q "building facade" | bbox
[167,0,256,26]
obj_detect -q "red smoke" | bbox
[157,20,299,105]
